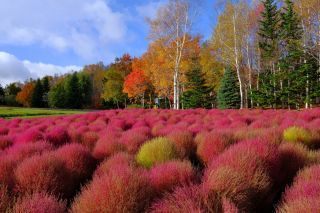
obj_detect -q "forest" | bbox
[0,0,319,110]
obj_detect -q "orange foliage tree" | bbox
[16,82,35,107]
[123,68,150,106]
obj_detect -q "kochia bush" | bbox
[71,169,153,213]
[136,137,178,168]
[13,192,67,213]
[283,126,313,147]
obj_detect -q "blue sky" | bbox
[0,0,217,85]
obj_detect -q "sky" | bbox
[0,0,217,86]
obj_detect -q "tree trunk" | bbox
[232,14,243,109]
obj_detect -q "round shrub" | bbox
[196,132,232,165]
[93,152,134,179]
[136,137,178,168]
[149,184,221,213]
[6,141,53,162]
[0,155,17,190]
[203,140,280,212]
[80,131,99,151]
[45,127,70,146]
[92,132,125,161]
[149,160,196,194]
[15,129,43,144]
[167,131,195,159]
[0,135,13,150]
[14,153,70,197]
[277,165,320,213]
[283,126,313,147]
[0,184,11,213]
[71,169,153,213]
[278,142,316,184]
[120,129,150,154]
[54,144,97,188]
[13,192,67,213]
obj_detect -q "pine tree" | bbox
[48,81,66,108]
[31,79,44,108]
[280,0,304,108]
[0,84,5,105]
[217,67,241,109]
[78,73,92,108]
[42,76,50,107]
[182,62,213,109]
[257,0,281,108]
[65,72,81,109]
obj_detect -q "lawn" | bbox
[0,107,86,119]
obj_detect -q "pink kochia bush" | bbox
[71,169,154,213]
[277,165,320,212]
[1,108,320,211]
[14,153,70,197]
[149,160,196,194]
[93,132,125,161]
[203,139,281,212]
[13,192,67,213]
[46,126,70,146]
[54,144,97,196]
[93,152,135,178]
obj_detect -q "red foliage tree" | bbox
[123,68,150,102]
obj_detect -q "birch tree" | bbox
[147,0,199,109]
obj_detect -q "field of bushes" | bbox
[1,109,320,212]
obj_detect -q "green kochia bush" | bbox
[136,137,178,168]
[283,126,313,147]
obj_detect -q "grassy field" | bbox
[0,107,87,119]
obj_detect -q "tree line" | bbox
[0,0,319,109]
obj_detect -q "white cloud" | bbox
[0,51,81,86]
[0,0,127,60]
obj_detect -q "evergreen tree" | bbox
[217,67,241,109]
[42,76,50,107]
[0,84,4,105]
[182,62,213,109]
[256,0,281,108]
[31,79,44,108]
[65,72,81,109]
[279,0,304,108]
[78,73,92,108]
[48,81,66,108]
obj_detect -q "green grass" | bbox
[0,107,87,119]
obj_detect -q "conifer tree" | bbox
[217,67,241,109]
[42,76,50,107]
[0,84,4,105]
[31,79,44,108]
[65,72,81,109]
[280,0,304,108]
[182,62,213,109]
[256,0,281,108]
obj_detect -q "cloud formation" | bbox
[0,0,127,60]
[0,52,81,86]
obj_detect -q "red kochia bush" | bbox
[196,132,234,165]
[0,155,17,190]
[0,184,11,213]
[93,152,135,179]
[203,140,280,212]
[149,184,221,213]
[13,192,67,213]
[6,141,53,162]
[277,165,320,213]
[15,129,43,144]
[14,153,70,197]
[120,128,150,154]
[45,126,70,146]
[0,135,13,150]
[167,131,195,159]
[71,169,153,213]
[54,144,96,184]
[93,132,125,161]
[149,160,196,194]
